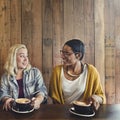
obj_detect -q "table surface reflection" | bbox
[0,104,120,120]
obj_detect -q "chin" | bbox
[20,66,27,69]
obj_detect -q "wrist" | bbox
[35,95,44,104]
[2,97,10,103]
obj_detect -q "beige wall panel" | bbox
[0,0,120,104]
[0,0,10,76]
[42,0,53,89]
[104,0,116,104]
[10,0,21,44]
[94,0,105,90]
[52,0,64,66]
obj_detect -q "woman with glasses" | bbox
[0,44,47,111]
[49,39,106,110]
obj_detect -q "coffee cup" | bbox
[72,101,93,114]
[14,98,31,111]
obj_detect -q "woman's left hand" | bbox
[87,96,100,111]
[31,95,44,109]
[31,97,40,109]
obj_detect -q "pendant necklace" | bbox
[66,62,84,77]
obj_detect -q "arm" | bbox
[0,74,15,111]
[85,64,106,110]
[49,65,65,104]
[31,68,47,109]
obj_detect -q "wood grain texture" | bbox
[0,0,10,76]
[114,0,120,103]
[104,0,116,104]
[42,0,53,89]
[10,0,21,44]
[94,0,105,90]
[0,0,120,104]
[52,0,64,66]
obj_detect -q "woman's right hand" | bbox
[3,98,14,111]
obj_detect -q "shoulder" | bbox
[85,63,100,79]
[52,65,63,73]
[54,65,63,69]
[86,63,98,73]
[25,67,42,75]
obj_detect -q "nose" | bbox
[24,56,28,61]
[60,53,65,58]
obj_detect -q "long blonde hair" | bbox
[4,44,31,77]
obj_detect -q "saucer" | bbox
[12,106,34,114]
[69,107,95,117]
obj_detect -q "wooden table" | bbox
[0,104,120,120]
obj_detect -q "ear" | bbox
[75,53,80,59]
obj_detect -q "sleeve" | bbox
[0,75,12,101]
[83,64,106,104]
[49,66,64,104]
[33,68,48,101]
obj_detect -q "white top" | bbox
[61,64,88,104]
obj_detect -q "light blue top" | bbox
[0,67,47,102]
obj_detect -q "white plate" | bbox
[69,107,95,117]
[12,107,34,114]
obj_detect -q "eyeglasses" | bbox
[60,50,75,57]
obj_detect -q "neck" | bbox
[66,62,84,77]
[16,69,23,80]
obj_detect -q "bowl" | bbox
[14,98,31,111]
[72,101,93,114]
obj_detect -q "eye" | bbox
[19,54,28,58]
[60,50,74,57]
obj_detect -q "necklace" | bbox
[66,62,84,77]
[67,71,80,77]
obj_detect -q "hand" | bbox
[31,96,43,109]
[87,96,100,111]
[3,98,14,111]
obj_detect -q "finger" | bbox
[95,102,100,110]
[3,104,8,111]
[34,104,40,109]
[93,101,100,111]
[8,103,12,110]
[31,97,36,101]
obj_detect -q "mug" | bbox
[14,98,31,111]
[72,101,93,114]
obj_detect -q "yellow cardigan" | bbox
[49,64,106,104]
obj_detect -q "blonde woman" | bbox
[0,44,47,111]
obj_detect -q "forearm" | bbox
[91,95,103,104]
[1,97,11,103]
[35,93,44,104]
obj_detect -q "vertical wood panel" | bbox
[114,0,120,103]
[21,0,33,61]
[94,0,105,90]
[64,0,74,41]
[21,0,42,70]
[0,0,10,76]
[104,0,115,104]
[42,0,53,89]
[83,0,94,64]
[74,0,85,40]
[31,0,42,69]
[10,0,21,44]
[52,0,64,66]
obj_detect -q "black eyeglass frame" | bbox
[60,50,80,57]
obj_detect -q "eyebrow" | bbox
[17,53,28,55]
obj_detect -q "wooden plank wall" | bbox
[0,0,120,104]
[104,0,120,104]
